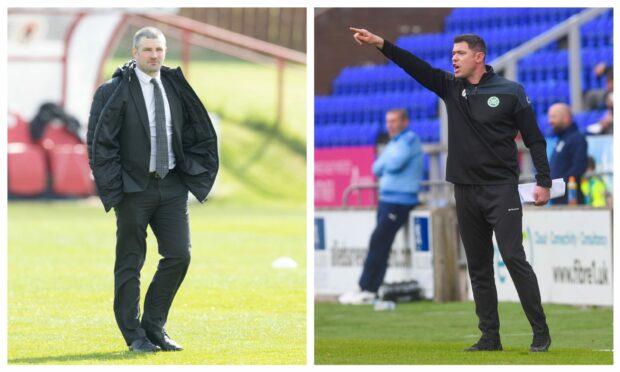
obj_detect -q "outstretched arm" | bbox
[349,26,449,97]
[349,27,384,49]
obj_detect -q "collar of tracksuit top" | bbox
[379,39,552,188]
[391,128,407,142]
[554,122,580,139]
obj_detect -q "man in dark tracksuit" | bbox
[547,103,588,204]
[350,28,552,352]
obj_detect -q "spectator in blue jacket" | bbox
[339,108,424,304]
[548,103,588,204]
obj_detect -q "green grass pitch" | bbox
[8,201,306,364]
[315,301,612,364]
[6,54,307,364]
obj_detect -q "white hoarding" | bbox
[317,208,612,306]
[484,208,612,306]
[409,210,434,299]
[314,210,413,296]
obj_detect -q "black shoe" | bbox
[530,334,551,352]
[128,337,161,353]
[465,338,503,352]
[146,330,184,351]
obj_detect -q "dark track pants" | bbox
[359,201,413,292]
[454,184,549,340]
[113,171,191,345]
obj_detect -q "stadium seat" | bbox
[48,144,95,196]
[7,111,32,144]
[7,143,48,196]
[37,120,82,150]
[321,8,611,149]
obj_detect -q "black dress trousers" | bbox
[454,184,549,341]
[113,170,191,345]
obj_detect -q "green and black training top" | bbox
[380,40,552,188]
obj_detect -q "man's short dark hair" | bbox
[387,108,409,121]
[133,27,166,49]
[454,34,487,55]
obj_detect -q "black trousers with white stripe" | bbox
[454,184,549,340]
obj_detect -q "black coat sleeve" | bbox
[89,80,125,212]
[173,68,219,203]
[379,39,451,98]
[87,85,106,169]
[514,84,552,188]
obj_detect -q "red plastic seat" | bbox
[7,111,32,144]
[48,144,94,196]
[38,121,82,150]
[8,143,48,196]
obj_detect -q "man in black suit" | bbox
[88,27,218,353]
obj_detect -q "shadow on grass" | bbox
[9,350,153,364]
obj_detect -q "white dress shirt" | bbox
[134,66,176,172]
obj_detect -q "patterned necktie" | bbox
[151,78,168,179]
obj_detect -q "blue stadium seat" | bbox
[581,15,613,48]
[320,8,611,148]
[572,109,608,134]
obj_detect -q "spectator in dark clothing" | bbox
[548,103,588,204]
[584,63,613,111]
[583,63,613,135]
[587,91,613,135]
